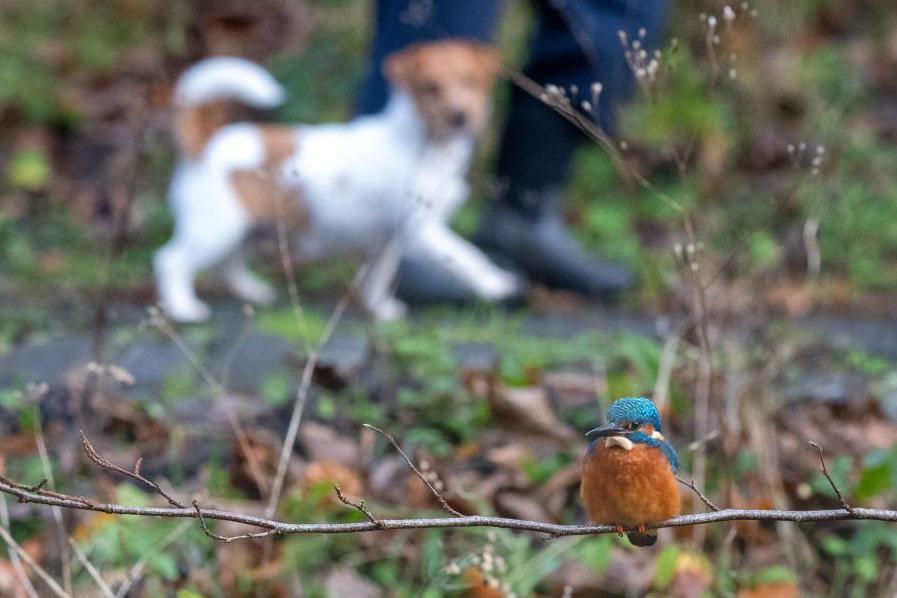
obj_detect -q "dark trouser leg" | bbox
[474,0,667,300]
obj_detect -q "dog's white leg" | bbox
[361,241,407,321]
[154,241,213,322]
[221,252,277,305]
[154,220,249,322]
[412,223,521,301]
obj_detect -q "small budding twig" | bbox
[192,500,279,544]
[363,423,465,517]
[334,485,381,526]
[808,441,856,517]
[676,475,721,512]
[80,431,185,509]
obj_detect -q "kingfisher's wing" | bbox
[660,441,679,473]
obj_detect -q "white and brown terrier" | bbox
[154,41,522,322]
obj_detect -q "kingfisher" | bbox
[580,397,680,546]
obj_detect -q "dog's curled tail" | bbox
[173,57,286,158]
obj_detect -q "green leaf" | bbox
[7,148,52,191]
[261,370,293,406]
[746,565,797,586]
[149,552,179,581]
[855,461,891,501]
[576,536,614,577]
[855,556,878,582]
[822,535,850,556]
[653,544,680,589]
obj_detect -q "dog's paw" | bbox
[164,299,212,323]
[371,297,408,322]
[478,270,524,301]
[230,276,277,305]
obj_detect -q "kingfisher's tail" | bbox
[172,57,285,158]
[626,531,657,547]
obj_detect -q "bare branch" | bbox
[808,441,856,517]
[363,424,465,517]
[2,476,897,539]
[334,484,381,526]
[676,475,720,512]
[80,431,185,509]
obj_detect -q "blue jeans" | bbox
[357,0,667,214]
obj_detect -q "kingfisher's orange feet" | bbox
[638,524,646,534]
[614,524,624,537]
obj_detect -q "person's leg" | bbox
[357,0,503,115]
[476,0,667,299]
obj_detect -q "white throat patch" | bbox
[605,430,666,451]
[605,436,635,450]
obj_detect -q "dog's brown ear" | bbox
[383,45,418,86]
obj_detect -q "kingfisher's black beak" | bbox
[585,422,630,439]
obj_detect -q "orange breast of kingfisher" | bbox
[580,440,681,526]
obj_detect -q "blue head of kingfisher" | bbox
[585,396,679,472]
[580,397,681,546]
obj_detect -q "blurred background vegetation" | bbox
[1,0,897,596]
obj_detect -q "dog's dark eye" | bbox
[419,80,441,96]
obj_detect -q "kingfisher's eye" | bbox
[626,422,638,431]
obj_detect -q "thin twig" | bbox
[334,485,381,526]
[192,500,279,543]
[363,424,464,517]
[676,475,720,511]
[32,405,72,596]
[808,442,855,516]
[80,431,185,508]
[147,308,269,495]
[264,285,355,520]
[0,523,70,598]
[0,494,40,598]
[273,184,311,357]
[652,329,682,416]
[68,537,115,598]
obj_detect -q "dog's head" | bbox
[384,40,501,140]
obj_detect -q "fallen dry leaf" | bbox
[300,460,364,505]
[325,566,383,598]
[738,581,800,598]
[489,385,577,441]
